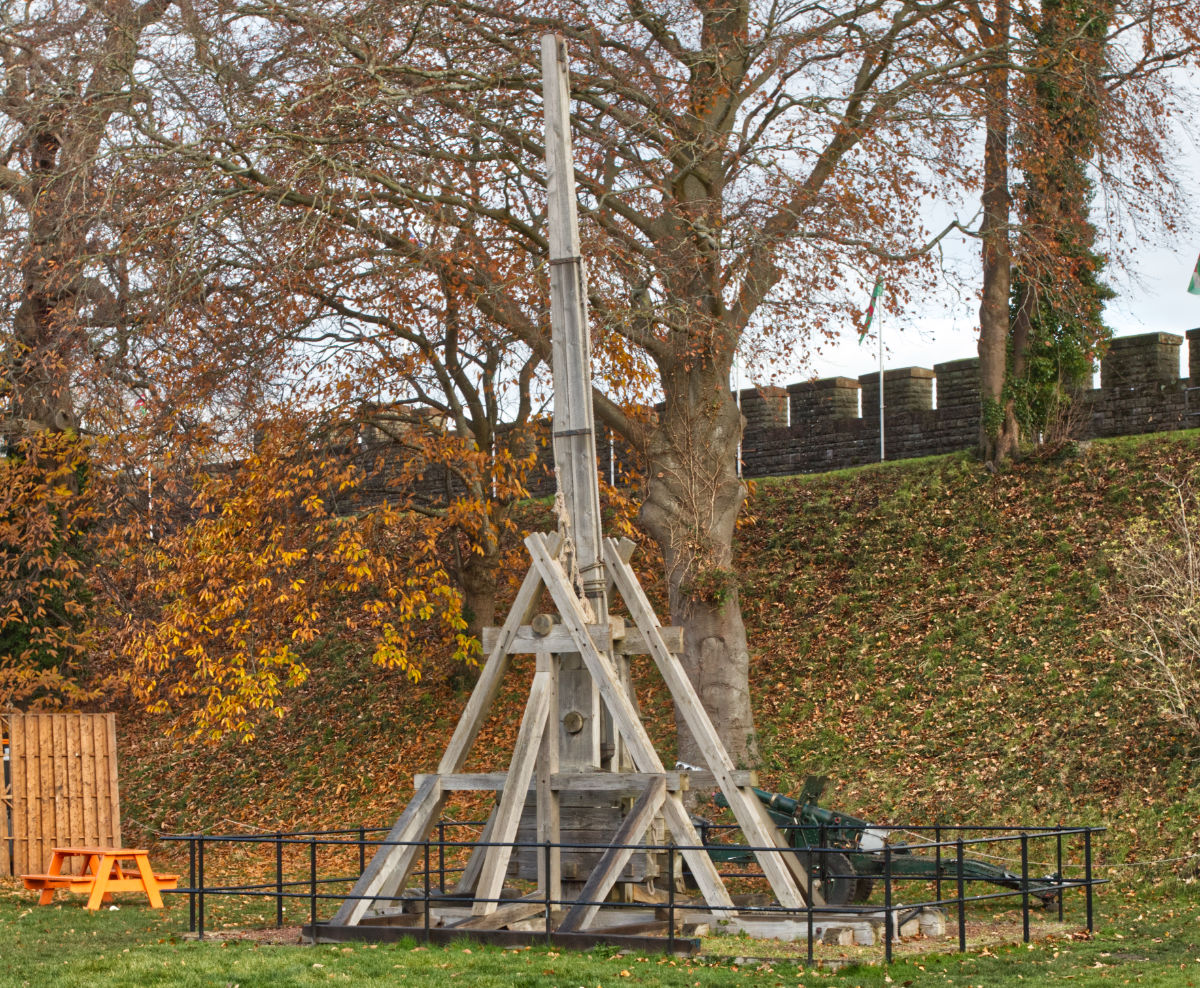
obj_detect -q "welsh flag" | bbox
[1190,253,1200,295]
[859,278,884,343]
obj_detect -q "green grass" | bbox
[1,881,1197,986]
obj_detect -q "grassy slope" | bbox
[116,432,1200,879]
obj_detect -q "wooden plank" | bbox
[39,715,54,872]
[51,716,67,866]
[1,714,13,877]
[80,714,97,849]
[331,775,445,927]
[414,771,697,794]
[438,559,549,775]
[481,623,614,656]
[10,715,27,874]
[613,626,683,656]
[92,716,112,849]
[453,806,496,896]
[105,715,122,848]
[472,669,552,915]
[535,651,561,902]
[453,894,544,931]
[66,715,83,852]
[558,776,666,932]
[603,540,814,909]
[526,535,662,773]
[660,793,737,913]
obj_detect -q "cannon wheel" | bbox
[794,850,857,907]
[851,875,875,903]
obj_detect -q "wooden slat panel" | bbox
[39,715,54,872]
[94,716,113,848]
[66,714,83,850]
[105,714,122,848]
[1,714,11,877]
[11,714,29,874]
[51,715,68,870]
[4,714,122,877]
[80,714,97,847]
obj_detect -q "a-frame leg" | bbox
[331,775,444,926]
[557,776,667,932]
[335,558,551,926]
[603,539,819,909]
[526,534,737,914]
[471,669,553,915]
[453,805,497,896]
[534,651,561,903]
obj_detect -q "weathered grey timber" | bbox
[329,34,819,939]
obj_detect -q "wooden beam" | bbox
[481,623,615,656]
[603,539,815,909]
[535,651,561,902]
[331,775,444,927]
[471,670,553,915]
[453,806,496,897]
[452,893,545,931]
[438,556,552,775]
[415,771,726,794]
[557,776,667,932]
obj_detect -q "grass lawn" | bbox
[2,880,1196,987]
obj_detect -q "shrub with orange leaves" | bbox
[124,424,473,742]
[0,431,98,708]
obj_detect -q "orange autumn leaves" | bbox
[126,426,474,743]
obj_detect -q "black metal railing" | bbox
[160,820,1105,964]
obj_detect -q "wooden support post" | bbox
[439,561,549,774]
[453,806,497,897]
[535,651,562,905]
[603,539,817,909]
[331,775,445,927]
[558,776,667,932]
[472,670,553,915]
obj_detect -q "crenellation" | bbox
[347,331,1197,502]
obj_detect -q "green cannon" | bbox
[694,778,1062,907]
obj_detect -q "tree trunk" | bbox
[976,5,1018,467]
[638,364,757,769]
[459,540,498,639]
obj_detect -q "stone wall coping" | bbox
[787,377,860,392]
[859,367,936,384]
[1106,332,1183,348]
[933,357,981,372]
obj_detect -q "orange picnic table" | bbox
[22,847,178,910]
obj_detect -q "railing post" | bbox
[424,838,432,944]
[883,844,893,964]
[188,837,196,935]
[439,821,447,894]
[1084,829,1094,935]
[934,824,942,903]
[956,838,966,953]
[544,840,553,946]
[197,837,206,941]
[309,837,318,938]
[1056,829,1064,922]
[668,845,676,955]
[276,833,284,927]
[806,849,815,966]
[1020,833,1030,944]
[358,825,366,876]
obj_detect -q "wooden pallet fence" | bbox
[1,712,122,877]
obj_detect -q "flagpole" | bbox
[878,305,885,462]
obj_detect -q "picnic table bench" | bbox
[23,847,178,910]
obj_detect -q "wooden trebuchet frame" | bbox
[329,33,818,933]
